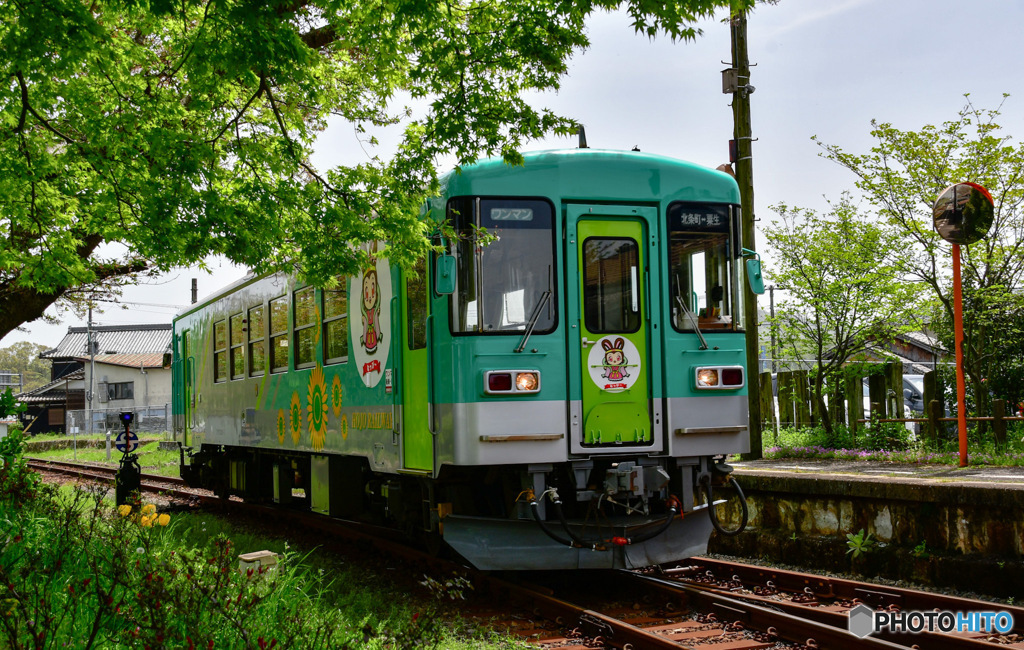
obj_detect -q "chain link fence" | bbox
[66,405,170,436]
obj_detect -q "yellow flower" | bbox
[117,505,132,517]
[140,515,154,528]
[141,504,156,516]
[156,514,170,527]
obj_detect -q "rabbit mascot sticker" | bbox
[601,337,629,382]
[588,335,640,392]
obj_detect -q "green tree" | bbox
[0,0,748,343]
[764,196,925,433]
[816,98,1024,423]
[0,342,51,392]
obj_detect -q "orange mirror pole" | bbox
[952,243,968,467]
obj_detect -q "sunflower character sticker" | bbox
[308,364,328,451]
[289,392,302,444]
[349,251,393,388]
[587,336,641,393]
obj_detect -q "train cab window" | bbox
[294,287,316,368]
[406,258,427,350]
[248,305,266,376]
[270,296,289,373]
[448,197,556,334]
[229,313,245,380]
[583,238,641,333]
[213,320,228,382]
[667,203,744,333]
[323,278,348,364]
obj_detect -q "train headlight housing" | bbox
[696,368,719,387]
[515,372,539,392]
[694,366,744,390]
[484,370,541,395]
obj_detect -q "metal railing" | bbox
[66,405,170,436]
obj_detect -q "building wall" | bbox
[89,364,172,411]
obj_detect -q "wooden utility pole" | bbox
[729,11,763,460]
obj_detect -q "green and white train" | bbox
[172,148,755,570]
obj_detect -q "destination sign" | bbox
[667,204,731,233]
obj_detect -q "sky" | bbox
[7,0,1024,349]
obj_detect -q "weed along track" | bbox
[28,459,1021,649]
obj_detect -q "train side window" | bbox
[248,305,266,377]
[270,296,289,373]
[294,286,316,369]
[323,277,348,364]
[213,320,228,382]
[406,258,427,350]
[229,313,245,380]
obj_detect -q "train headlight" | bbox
[516,372,539,392]
[696,368,719,387]
[484,370,541,395]
[694,366,744,390]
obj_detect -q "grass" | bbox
[762,422,1024,466]
[27,440,182,477]
[0,435,527,649]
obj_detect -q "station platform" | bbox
[730,457,1024,489]
[707,458,1024,598]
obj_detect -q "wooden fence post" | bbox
[923,371,939,443]
[845,373,863,434]
[928,400,942,443]
[759,372,777,442]
[993,399,1007,450]
[868,374,887,420]
[794,370,811,427]
[777,371,794,429]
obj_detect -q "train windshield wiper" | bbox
[675,294,709,351]
[515,266,552,353]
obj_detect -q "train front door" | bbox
[400,258,433,471]
[571,206,654,446]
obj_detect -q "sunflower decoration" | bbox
[289,391,302,445]
[340,414,349,441]
[276,409,286,444]
[307,364,328,451]
[331,374,343,417]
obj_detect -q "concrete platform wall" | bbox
[707,472,1024,598]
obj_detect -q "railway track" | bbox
[26,459,1021,649]
[26,457,197,500]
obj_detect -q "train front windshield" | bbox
[448,197,556,334]
[667,203,745,333]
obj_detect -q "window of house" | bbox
[323,279,348,364]
[108,381,134,400]
[230,313,245,380]
[248,305,266,376]
[294,286,316,368]
[213,320,227,382]
[270,296,289,373]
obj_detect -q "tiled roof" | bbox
[16,369,85,404]
[898,330,947,353]
[42,324,172,360]
[73,353,166,369]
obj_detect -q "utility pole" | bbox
[88,306,96,436]
[729,11,763,460]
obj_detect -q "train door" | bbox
[182,328,195,446]
[570,206,655,446]
[401,259,433,471]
